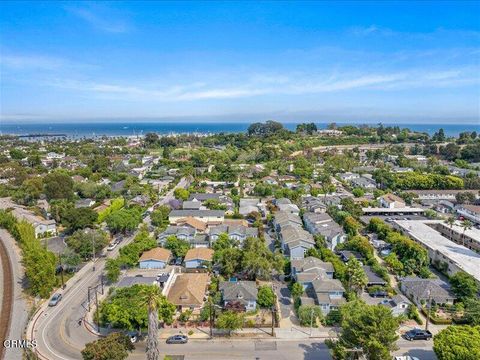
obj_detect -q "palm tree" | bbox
[460,219,473,247]
[444,216,456,236]
[346,258,368,296]
[139,285,164,360]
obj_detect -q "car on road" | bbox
[166,335,188,344]
[107,242,118,251]
[395,357,419,360]
[48,293,62,306]
[404,328,432,341]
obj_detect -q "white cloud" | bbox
[65,5,131,33]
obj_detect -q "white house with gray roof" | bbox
[219,281,258,311]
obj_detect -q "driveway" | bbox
[273,277,293,321]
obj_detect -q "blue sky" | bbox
[1,1,479,124]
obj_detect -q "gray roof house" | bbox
[400,277,456,307]
[158,225,209,248]
[351,176,377,190]
[291,257,334,288]
[363,266,388,287]
[303,212,346,250]
[379,294,411,316]
[312,278,346,314]
[209,224,258,244]
[75,198,95,208]
[219,281,258,311]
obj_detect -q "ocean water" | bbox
[0,121,478,138]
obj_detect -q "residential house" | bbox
[362,266,387,287]
[209,224,258,245]
[219,281,258,311]
[274,210,315,259]
[183,200,205,210]
[75,198,95,208]
[166,273,210,311]
[379,294,411,316]
[169,210,225,225]
[291,257,334,289]
[312,278,346,314]
[303,212,346,250]
[139,247,172,269]
[0,198,57,238]
[239,198,262,216]
[456,204,480,225]
[337,250,364,263]
[379,194,406,209]
[338,172,360,182]
[184,248,214,269]
[301,196,327,213]
[351,175,377,190]
[400,277,456,308]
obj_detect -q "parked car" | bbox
[395,357,419,360]
[404,329,432,341]
[166,335,188,344]
[127,331,139,343]
[48,293,62,307]
[370,290,388,298]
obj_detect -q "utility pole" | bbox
[100,276,104,295]
[91,233,96,262]
[271,306,275,337]
[209,301,213,338]
[87,286,91,312]
[95,288,100,332]
[425,289,432,331]
[309,308,314,337]
[58,253,65,289]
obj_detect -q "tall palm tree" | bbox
[461,219,473,247]
[444,216,456,236]
[139,285,164,360]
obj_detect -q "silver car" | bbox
[48,293,62,306]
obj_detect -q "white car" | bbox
[107,242,118,251]
[395,356,420,360]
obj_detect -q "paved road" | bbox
[0,229,29,360]
[127,338,437,360]
[27,178,188,360]
[130,339,331,360]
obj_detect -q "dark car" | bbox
[166,335,188,344]
[404,329,433,341]
[370,290,388,298]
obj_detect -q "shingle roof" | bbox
[184,247,214,262]
[219,281,258,302]
[167,273,209,307]
[139,247,172,262]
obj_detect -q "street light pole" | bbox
[309,308,314,337]
[425,289,432,331]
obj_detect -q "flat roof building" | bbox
[393,220,480,284]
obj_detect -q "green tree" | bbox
[297,305,323,327]
[463,298,480,325]
[66,229,109,259]
[291,282,304,299]
[215,310,244,335]
[106,208,142,233]
[63,207,98,232]
[434,325,480,360]
[450,271,479,301]
[139,285,163,360]
[257,285,276,308]
[150,205,170,228]
[81,332,134,360]
[164,235,190,258]
[44,171,74,200]
[174,188,190,201]
[345,258,368,296]
[460,220,473,246]
[332,300,400,360]
[105,258,121,282]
